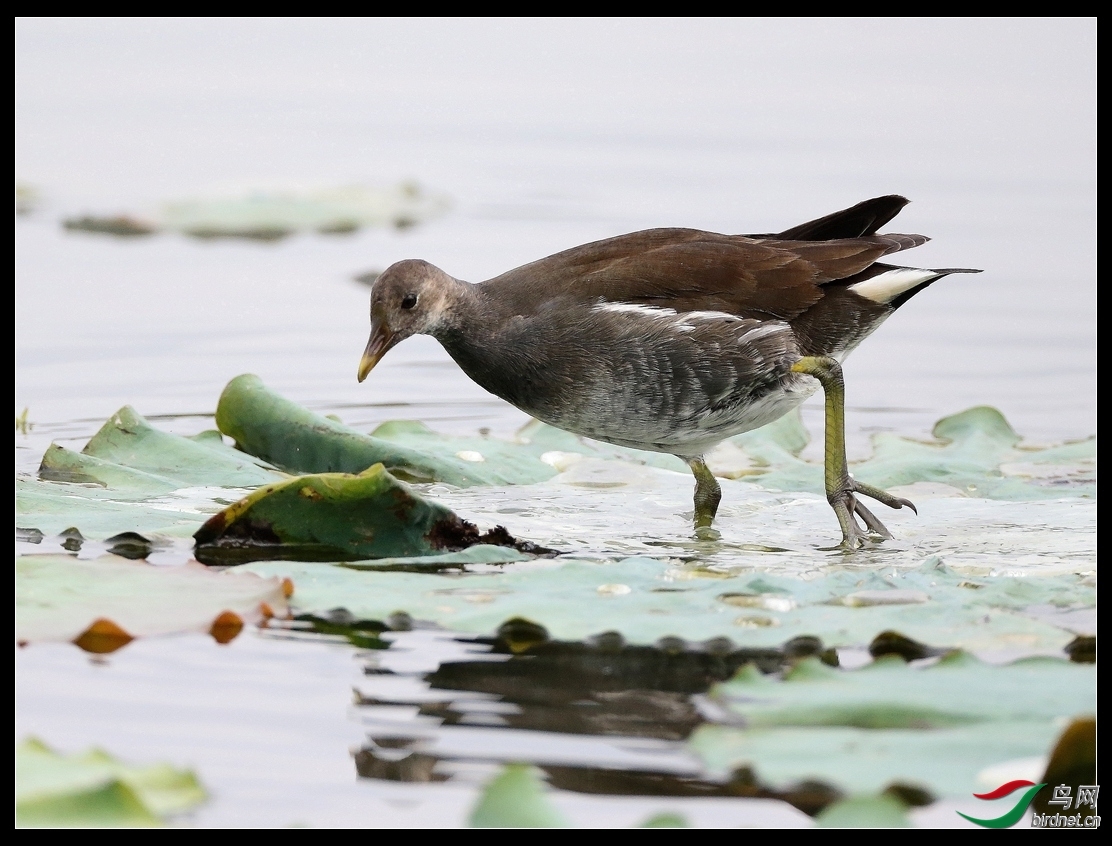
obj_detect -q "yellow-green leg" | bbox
[790,355,916,548]
[686,456,722,531]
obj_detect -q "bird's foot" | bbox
[830,477,917,549]
[791,355,918,549]
[693,525,722,542]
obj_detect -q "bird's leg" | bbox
[686,456,722,530]
[790,355,916,549]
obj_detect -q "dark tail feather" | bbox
[776,195,910,241]
[889,267,983,309]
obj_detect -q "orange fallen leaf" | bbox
[73,618,133,654]
[209,610,244,644]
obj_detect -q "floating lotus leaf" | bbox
[639,812,691,828]
[691,722,1060,803]
[20,405,285,540]
[748,406,1095,499]
[689,652,1095,798]
[77,405,282,489]
[339,543,532,570]
[379,417,690,473]
[240,555,1090,653]
[814,794,912,828]
[38,443,182,494]
[215,374,556,485]
[712,651,1094,728]
[14,381,1095,658]
[16,554,287,643]
[160,183,450,238]
[468,764,570,828]
[17,379,1094,558]
[62,182,450,241]
[17,737,206,827]
[16,478,222,540]
[193,463,530,561]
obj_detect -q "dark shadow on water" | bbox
[348,616,852,816]
[194,543,371,567]
[267,609,397,650]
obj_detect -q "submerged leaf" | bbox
[339,544,532,571]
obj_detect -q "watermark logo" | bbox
[958,781,1100,829]
[1032,783,1100,829]
[958,780,1045,828]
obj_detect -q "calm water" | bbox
[16,18,1095,827]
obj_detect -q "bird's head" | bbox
[358,259,458,382]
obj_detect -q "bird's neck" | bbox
[432,283,539,408]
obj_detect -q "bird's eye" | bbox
[401,293,418,310]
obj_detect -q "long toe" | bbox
[831,478,917,548]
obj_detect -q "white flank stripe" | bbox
[739,321,789,342]
[849,268,940,304]
[594,303,742,328]
[680,310,739,322]
[593,303,678,318]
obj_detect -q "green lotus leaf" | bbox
[815,794,912,828]
[159,182,450,238]
[193,463,526,561]
[20,406,286,540]
[79,405,283,489]
[689,652,1094,797]
[240,555,1090,653]
[339,543,531,570]
[17,738,206,827]
[714,651,1094,728]
[748,405,1094,499]
[16,554,287,643]
[17,477,223,539]
[469,764,570,828]
[215,374,557,485]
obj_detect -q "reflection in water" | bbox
[354,746,448,783]
[343,617,854,816]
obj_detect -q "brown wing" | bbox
[483,227,927,321]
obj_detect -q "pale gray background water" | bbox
[15,18,1096,828]
[17,18,1095,465]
